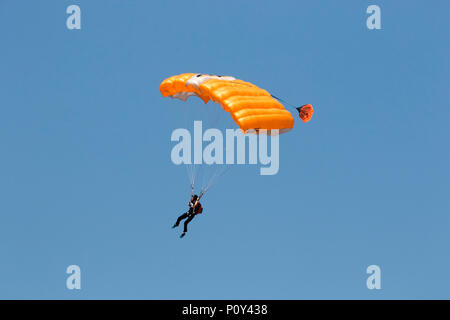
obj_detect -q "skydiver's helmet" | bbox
[192,195,198,202]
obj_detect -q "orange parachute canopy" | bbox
[160,73,303,135]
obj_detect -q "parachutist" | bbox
[172,194,203,238]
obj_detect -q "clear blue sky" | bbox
[0,1,449,299]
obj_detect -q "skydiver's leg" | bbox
[173,212,188,227]
[183,214,195,233]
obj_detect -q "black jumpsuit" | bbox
[174,202,201,233]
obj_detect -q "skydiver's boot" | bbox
[180,232,186,238]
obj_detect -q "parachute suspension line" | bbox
[199,165,231,199]
[189,172,195,197]
[188,164,200,197]
[178,96,203,198]
[179,99,193,196]
[270,94,297,111]
[187,166,194,196]
[194,98,233,200]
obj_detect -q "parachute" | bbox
[160,73,314,135]
[160,73,313,197]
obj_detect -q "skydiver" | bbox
[172,194,203,238]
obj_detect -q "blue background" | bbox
[0,0,449,299]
